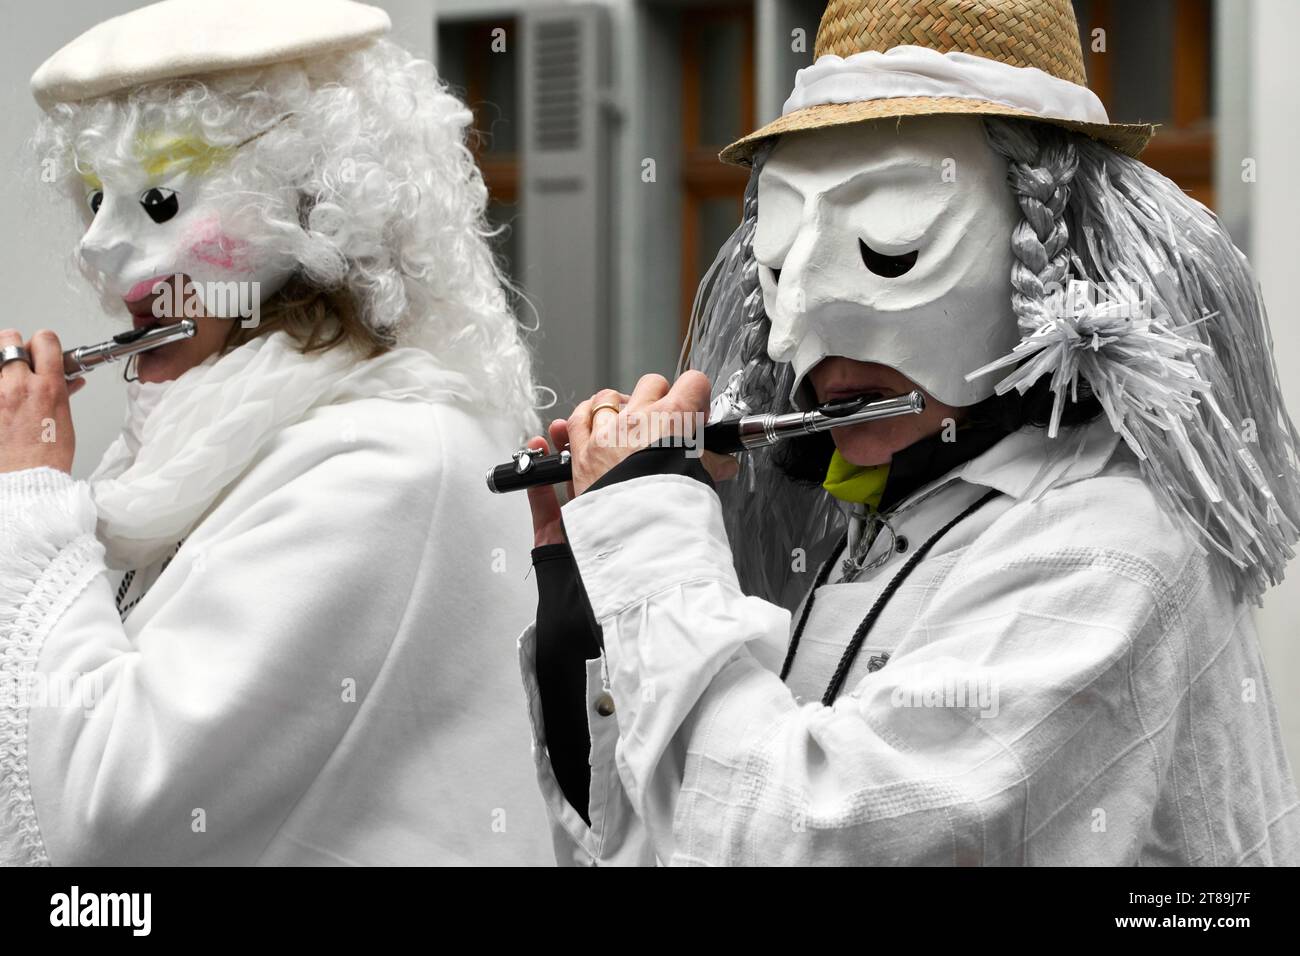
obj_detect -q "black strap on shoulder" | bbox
[779,531,847,682]
[820,488,1004,705]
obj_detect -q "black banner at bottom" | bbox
[0,865,1289,942]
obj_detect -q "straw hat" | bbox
[721,0,1154,165]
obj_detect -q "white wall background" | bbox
[1239,0,1300,775]
[2,0,141,479]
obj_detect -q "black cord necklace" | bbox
[115,538,186,621]
[780,488,1002,705]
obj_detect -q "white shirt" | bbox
[0,336,551,865]
[519,419,1300,865]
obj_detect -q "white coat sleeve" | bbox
[0,439,440,864]
[518,624,656,866]
[558,472,1188,866]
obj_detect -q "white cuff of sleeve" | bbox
[562,474,738,621]
[0,466,79,507]
[0,467,99,577]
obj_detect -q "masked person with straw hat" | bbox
[518,0,1300,865]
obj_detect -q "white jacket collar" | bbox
[890,417,1122,513]
[959,416,1122,502]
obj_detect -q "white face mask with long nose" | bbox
[755,116,1020,409]
[76,133,296,319]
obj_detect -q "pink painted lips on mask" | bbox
[123,274,174,304]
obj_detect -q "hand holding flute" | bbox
[514,371,926,549]
[0,327,83,476]
[491,377,925,495]
[0,320,198,476]
[521,373,720,547]
[519,372,720,499]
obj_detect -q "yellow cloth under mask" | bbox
[822,449,890,510]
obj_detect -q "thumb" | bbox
[701,450,740,483]
[523,436,565,546]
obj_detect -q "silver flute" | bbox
[486,390,926,493]
[63,319,198,380]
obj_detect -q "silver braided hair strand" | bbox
[682,146,845,609]
[983,122,1079,336]
[982,117,1300,602]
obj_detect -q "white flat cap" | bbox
[31,0,391,109]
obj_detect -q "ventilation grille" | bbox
[531,20,582,152]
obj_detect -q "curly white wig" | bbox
[33,38,540,436]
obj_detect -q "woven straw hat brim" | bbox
[720,97,1155,166]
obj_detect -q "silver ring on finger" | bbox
[0,345,33,372]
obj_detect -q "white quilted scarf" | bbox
[89,330,476,569]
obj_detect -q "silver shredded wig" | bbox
[685,117,1300,607]
[34,38,540,437]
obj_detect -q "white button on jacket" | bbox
[519,418,1300,865]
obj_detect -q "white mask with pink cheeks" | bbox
[76,133,297,320]
[754,115,1021,409]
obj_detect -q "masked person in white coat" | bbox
[0,0,552,865]
[519,0,1300,866]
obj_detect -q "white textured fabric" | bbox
[89,331,471,569]
[0,333,551,865]
[31,0,390,108]
[783,46,1111,125]
[520,418,1300,865]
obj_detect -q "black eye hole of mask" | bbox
[859,239,918,278]
[139,187,180,224]
[87,190,103,215]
